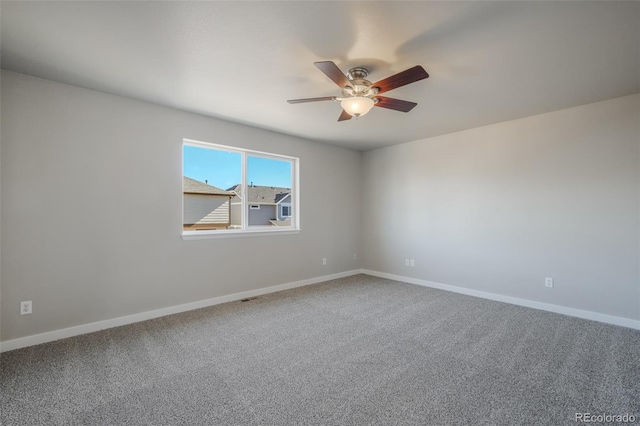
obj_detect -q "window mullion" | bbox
[241,151,248,230]
[293,159,298,228]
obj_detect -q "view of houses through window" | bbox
[183,140,297,233]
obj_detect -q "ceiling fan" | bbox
[287,61,429,121]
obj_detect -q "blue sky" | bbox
[183,145,292,190]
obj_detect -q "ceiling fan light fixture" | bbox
[341,96,374,117]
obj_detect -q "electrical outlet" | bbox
[545,277,554,288]
[20,301,32,315]
[410,259,415,267]
[322,257,327,265]
[405,259,410,266]
[353,253,357,260]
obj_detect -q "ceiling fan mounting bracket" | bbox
[347,67,369,80]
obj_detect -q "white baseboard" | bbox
[0,270,361,353]
[4,268,636,353]
[361,269,640,330]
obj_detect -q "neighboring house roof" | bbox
[274,192,290,204]
[184,177,235,196]
[227,184,291,205]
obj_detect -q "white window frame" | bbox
[280,204,292,218]
[182,139,300,240]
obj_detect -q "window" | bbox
[182,139,299,238]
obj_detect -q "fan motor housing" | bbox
[344,67,378,98]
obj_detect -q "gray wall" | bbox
[2,69,638,343]
[361,94,640,321]
[1,71,361,341]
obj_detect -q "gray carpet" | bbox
[1,274,639,425]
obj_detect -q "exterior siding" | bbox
[231,199,279,227]
[248,205,277,226]
[183,193,230,228]
[230,202,241,227]
[228,187,291,226]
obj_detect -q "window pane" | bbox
[182,139,298,236]
[247,156,292,227]
[183,145,241,230]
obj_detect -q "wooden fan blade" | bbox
[338,109,352,121]
[374,96,418,112]
[372,66,429,94]
[314,61,352,89]
[287,96,336,104]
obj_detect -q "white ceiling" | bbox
[2,1,639,150]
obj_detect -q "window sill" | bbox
[182,228,301,240]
